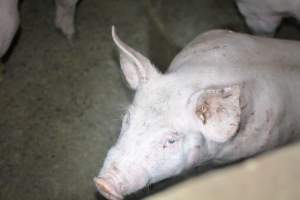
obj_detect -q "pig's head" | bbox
[94,27,241,200]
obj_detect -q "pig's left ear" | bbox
[194,85,241,143]
[112,26,160,90]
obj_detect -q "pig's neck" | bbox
[206,81,293,164]
[206,82,274,164]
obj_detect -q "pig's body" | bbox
[169,30,300,162]
[95,29,300,200]
[236,0,300,36]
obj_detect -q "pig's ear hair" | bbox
[194,85,241,143]
[112,26,159,90]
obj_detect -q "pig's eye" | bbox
[167,139,176,144]
[163,132,181,148]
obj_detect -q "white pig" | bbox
[236,0,300,36]
[0,0,79,59]
[0,0,79,80]
[94,27,300,200]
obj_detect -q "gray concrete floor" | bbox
[0,0,299,200]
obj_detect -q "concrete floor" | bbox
[0,0,299,200]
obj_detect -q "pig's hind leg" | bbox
[245,14,282,36]
[236,2,282,36]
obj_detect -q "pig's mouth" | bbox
[94,177,124,200]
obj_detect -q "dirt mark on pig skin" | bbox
[266,109,273,123]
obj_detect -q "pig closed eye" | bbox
[167,139,176,144]
[163,138,178,149]
[163,132,181,148]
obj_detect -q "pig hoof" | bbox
[63,30,76,41]
[55,15,75,41]
[55,24,75,41]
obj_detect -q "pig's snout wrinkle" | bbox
[94,177,124,200]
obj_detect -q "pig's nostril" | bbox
[94,177,123,200]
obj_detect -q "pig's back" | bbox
[168,30,300,158]
[168,29,300,83]
[169,30,300,141]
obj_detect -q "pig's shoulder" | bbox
[185,29,242,48]
[169,29,255,70]
[179,29,255,57]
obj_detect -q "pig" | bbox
[236,0,300,36]
[0,0,79,81]
[0,0,79,59]
[94,27,300,200]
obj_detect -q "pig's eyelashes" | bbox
[167,139,177,144]
[162,138,178,149]
[162,132,181,148]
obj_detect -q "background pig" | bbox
[0,0,79,80]
[94,27,300,199]
[236,0,300,36]
[0,0,79,59]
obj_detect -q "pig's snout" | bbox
[95,163,151,199]
[94,177,124,200]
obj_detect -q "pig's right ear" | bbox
[112,26,160,90]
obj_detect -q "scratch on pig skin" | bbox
[265,109,272,123]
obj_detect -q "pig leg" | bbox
[244,14,282,36]
[236,2,282,36]
[54,0,79,40]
